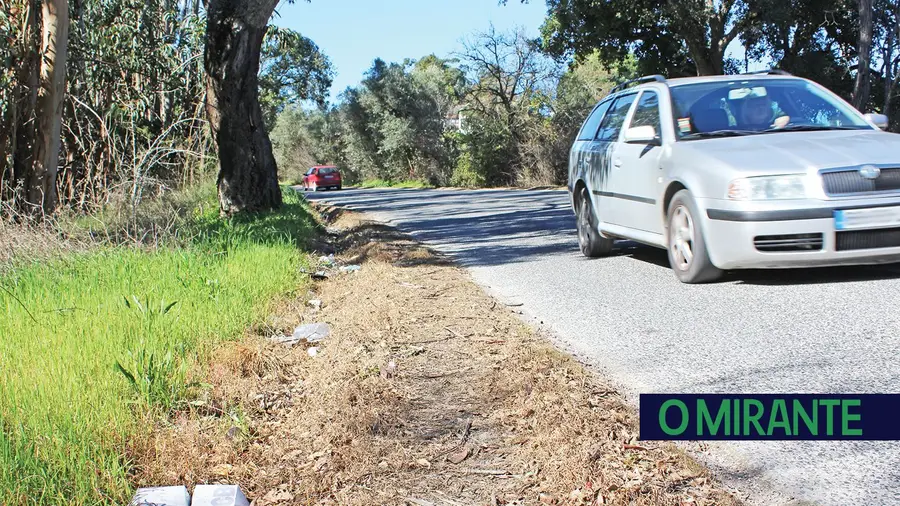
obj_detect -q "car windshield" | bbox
[669,78,873,140]
[318,167,337,174]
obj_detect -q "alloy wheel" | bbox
[577,191,591,249]
[670,205,695,271]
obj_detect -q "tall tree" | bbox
[876,0,900,119]
[854,0,875,109]
[333,55,462,184]
[741,0,857,97]
[454,25,560,184]
[29,0,69,213]
[0,0,69,215]
[204,0,283,214]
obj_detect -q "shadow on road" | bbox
[726,264,900,285]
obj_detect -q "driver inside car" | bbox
[736,91,790,130]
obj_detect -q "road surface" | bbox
[304,186,900,506]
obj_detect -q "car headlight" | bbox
[727,175,809,200]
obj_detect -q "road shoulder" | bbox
[133,203,745,505]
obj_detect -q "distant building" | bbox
[443,105,469,133]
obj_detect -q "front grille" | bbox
[836,227,900,251]
[822,168,900,196]
[754,233,824,252]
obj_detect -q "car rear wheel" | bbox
[666,190,722,283]
[576,186,613,257]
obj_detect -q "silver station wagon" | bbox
[567,70,900,283]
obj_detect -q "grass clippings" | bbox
[134,203,743,506]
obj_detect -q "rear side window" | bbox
[576,100,612,141]
[596,93,637,142]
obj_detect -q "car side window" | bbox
[576,100,612,141]
[629,91,661,133]
[596,93,637,142]
[306,168,315,175]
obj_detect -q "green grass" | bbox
[0,187,318,505]
[358,178,434,189]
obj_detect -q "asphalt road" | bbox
[304,186,900,506]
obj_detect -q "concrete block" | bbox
[191,485,250,506]
[129,486,190,506]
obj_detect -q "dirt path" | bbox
[134,205,744,506]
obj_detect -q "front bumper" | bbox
[698,197,900,270]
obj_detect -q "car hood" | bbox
[673,129,900,175]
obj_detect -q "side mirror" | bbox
[624,125,660,145]
[865,112,889,130]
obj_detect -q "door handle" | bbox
[613,159,622,168]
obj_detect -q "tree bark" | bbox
[204,0,282,214]
[853,0,874,110]
[12,0,41,210]
[27,0,69,214]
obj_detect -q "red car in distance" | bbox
[301,165,342,191]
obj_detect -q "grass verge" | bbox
[0,187,319,505]
[135,203,744,506]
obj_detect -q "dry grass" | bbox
[132,204,743,506]
[0,218,86,274]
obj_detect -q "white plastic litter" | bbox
[129,486,190,506]
[191,485,249,506]
[293,322,330,342]
[339,265,361,273]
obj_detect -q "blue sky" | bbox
[271,0,549,103]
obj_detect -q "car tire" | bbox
[666,190,722,283]
[576,186,614,257]
[337,184,342,190]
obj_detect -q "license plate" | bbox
[834,206,900,230]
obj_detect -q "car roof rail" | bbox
[741,68,792,76]
[609,74,667,95]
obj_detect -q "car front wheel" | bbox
[666,190,722,283]
[576,186,613,257]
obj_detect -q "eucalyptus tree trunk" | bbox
[204,0,282,214]
[11,1,41,208]
[853,0,874,111]
[27,0,69,214]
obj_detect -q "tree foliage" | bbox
[275,27,642,188]
[1,0,211,214]
[0,0,336,217]
[333,55,464,184]
[259,26,335,130]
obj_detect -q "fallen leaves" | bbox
[254,488,293,506]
